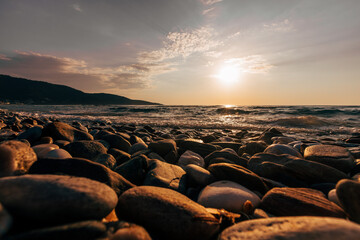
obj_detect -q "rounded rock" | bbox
[0,174,118,226]
[178,150,204,168]
[218,216,360,240]
[116,186,219,240]
[44,149,72,159]
[0,140,37,176]
[197,180,261,213]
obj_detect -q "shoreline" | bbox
[0,107,359,239]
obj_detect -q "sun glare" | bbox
[216,64,241,86]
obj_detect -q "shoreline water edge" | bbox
[0,104,359,239]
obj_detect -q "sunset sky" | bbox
[1,0,360,105]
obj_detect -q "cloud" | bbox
[225,55,273,74]
[263,19,295,32]
[200,0,223,6]
[202,7,215,15]
[72,4,82,12]
[139,27,221,63]
[0,51,150,91]
[0,26,222,93]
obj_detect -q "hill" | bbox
[0,74,160,105]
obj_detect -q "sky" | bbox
[0,0,360,105]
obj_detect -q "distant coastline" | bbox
[0,74,161,105]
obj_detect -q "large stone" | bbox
[249,153,348,185]
[116,186,220,240]
[205,148,247,168]
[115,155,149,185]
[4,220,107,240]
[43,149,72,159]
[129,142,148,155]
[178,150,204,168]
[185,164,215,187]
[208,163,268,194]
[148,139,176,157]
[336,179,360,223]
[32,143,59,159]
[93,153,116,170]
[28,158,135,196]
[197,180,261,213]
[264,144,302,158]
[0,203,11,238]
[109,223,151,240]
[218,216,360,240]
[0,175,117,226]
[179,139,218,158]
[258,127,283,144]
[108,148,131,165]
[0,140,37,176]
[42,122,93,142]
[261,187,347,218]
[238,141,267,156]
[98,134,131,153]
[64,140,107,160]
[304,145,355,173]
[16,126,43,144]
[143,159,186,193]
[210,142,242,152]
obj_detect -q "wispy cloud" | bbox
[72,4,82,12]
[200,0,223,6]
[0,51,150,91]
[202,7,215,15]
[0,27,221,93]
[263,19,295,32]
[225,55,273,74]
[201,0,222,16]
[139,27,221,63]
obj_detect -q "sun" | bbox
[216,64,241,85]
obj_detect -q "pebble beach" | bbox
[0,107,360,240]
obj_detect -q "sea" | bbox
[1,105,359,140]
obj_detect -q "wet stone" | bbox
[238,141,267,156]
[115,155,149,185]
[42,122,93,142]
[264,144,302,158]
[64,140,107,160]
[143,159,187,193]
[260,187,347,218]
[43,149,72,159]
[205,148,247,168]
[185,164,215,187]
[218,216,360,240]
[28,157,135,196]
[178,150,204,168]
[0,175,118,227]
[198,180,261,213]
[336,179,360,223]
[179,139,218,158]
[304,144,355,173]
[98,134,131,153]
[108,148,131,165]
[248,153,348,186]
[93,153,117,169]
[116,186,220,240]
[129,142,148,155]
[208,163,268,194]
[16,126,43,144]
[0,140,37,177]
[4,220,107,240]
[0,203,12,238]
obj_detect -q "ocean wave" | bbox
[271,116,329,127]
[216,108,253,115]
[109,107,160,113]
